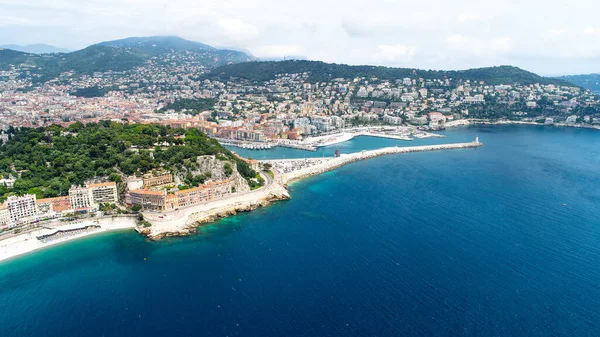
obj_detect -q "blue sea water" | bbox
[1,125,600,336]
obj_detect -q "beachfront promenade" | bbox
[278,139,482,185]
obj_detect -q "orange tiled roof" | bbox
[87,182,117,188]
[36,196,69,204]
[130,189,166,196]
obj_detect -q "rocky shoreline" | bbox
[137,188,290,240]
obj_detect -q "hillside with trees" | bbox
[0,122,259,201]
[207,60,570,86]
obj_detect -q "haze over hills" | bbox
[0,36,253,82]
[96,36,217,53]
[0,44,70,54]
[557,74,600,93]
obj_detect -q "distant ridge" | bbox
[557,73,600,92]
[96,36,216,53]
[207,60,570,86]
[0,36,253,82]
[0,44,70,54]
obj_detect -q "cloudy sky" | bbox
[1,0,599,75]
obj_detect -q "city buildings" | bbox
[126,179,235,212]
[5,195,36,222]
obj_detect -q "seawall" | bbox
[280,141,482,186]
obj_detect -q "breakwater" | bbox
[280,139,482,185]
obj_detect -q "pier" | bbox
[357,131,413,141]
[216,138,274,150]
[217,138,317,151]
[275,142,318,151]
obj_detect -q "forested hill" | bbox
[0,122,257,201]
[207,60,570,86]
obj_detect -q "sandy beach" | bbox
[0,216,137,263]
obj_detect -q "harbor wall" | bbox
[281,141,482,186]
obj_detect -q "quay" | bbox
[276,142,317,151]
[217,138,317,151]
[216,138,274,150]
[357,131,413,141]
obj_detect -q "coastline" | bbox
[445,119,600,130]
[0,216,137,263]
[138,183,291,240]
[140,140,482,240]
[0,140,481,261]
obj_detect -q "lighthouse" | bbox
[475,136,480,144]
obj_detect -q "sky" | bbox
[1,0,599,76]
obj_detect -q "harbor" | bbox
[221,127,445,153]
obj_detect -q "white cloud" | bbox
[458,12,485,24]
[253,44,306,58]
[447,34,513,56]
[376,45,417,61]
[1,0,600,73]
[217,18,259,41]
[546,28,570,37]
[584,27,600,35]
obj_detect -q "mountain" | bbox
[0,36,253,82]
[558,74,600,92]
[207,60,570,86]
[0,44,70,54]
[96,36,216,53]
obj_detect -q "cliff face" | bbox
[184,155,251,193]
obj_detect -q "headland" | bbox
[138,139,482,240]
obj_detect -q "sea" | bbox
[1,125,600,337]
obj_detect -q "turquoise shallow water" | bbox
[1,125,600,336]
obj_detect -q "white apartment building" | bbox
[0,207,11,226]
[5,194,36,222]
[69,186,92,209]
[69,182,118,209]
[88,182,118,204]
